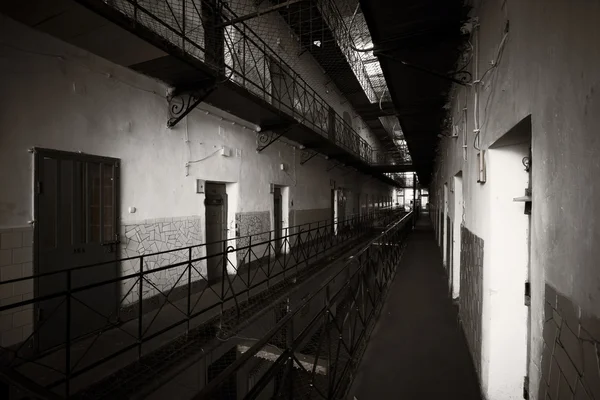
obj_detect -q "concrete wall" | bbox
[429,0,600,399]
[0,16,394,347]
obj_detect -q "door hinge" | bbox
[35,181,42,195]
[523,375,529,399]
[524,281,531,306]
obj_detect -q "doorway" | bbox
[269,57,293,111]
[452,173,463,300]
[485,116,531,397]
[332,188,346,235]
[35,149,119,352]
[273,186,283,255]
[205,183,228,283]
[442,183,449,270]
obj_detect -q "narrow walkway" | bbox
[348,213,482,400]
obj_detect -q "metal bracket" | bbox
[326,160,343,172]
[299,149,318,165]
[256,126,291,153]
[167,84,216,128]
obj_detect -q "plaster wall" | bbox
[0,16,393,346]
[429,0,600,398]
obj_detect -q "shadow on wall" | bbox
[459,226,484,375]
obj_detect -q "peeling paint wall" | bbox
[429,0,600,399]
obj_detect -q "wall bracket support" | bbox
[326,160,343,172]
[256,126,292,153]
[299,149,318,165]
[167,83,217,128]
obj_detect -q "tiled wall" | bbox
[236,211,270,265]
[539,284,600,400]
[459,226,484,375]
[0,226,34,348]
[119,216,204,305]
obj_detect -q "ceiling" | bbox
[359,0,470,184]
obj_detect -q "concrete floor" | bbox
[348,213,482,400]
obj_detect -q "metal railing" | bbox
[316,0,380,103]
[80,0,384,164]
[0,207,403,398]
[196,211,416,399]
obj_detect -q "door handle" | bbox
[101,239,121,253]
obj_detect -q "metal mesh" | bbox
[93,0,410,165]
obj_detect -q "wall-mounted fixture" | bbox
[513,188,532,215]
[128,207,136,214]
[220,146,231,157]
[195,179,205,194]
[280,163,287,171]
[477,150,486,183]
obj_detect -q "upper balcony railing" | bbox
[316,0,380,103]
[95,0,388,165]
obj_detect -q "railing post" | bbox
[268,231,272,287]
[287,317,294,398]
[221,241,227,319]
[138,256,144,359]
[247,235,252,302]
[181,0,186,52]
[65,269,72,398]
[187,248,192,334]
[307,223,312,258]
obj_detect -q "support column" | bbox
[203,0,225,74]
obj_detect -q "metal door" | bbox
[337,189,346,226]
[273,187,282,255]
[205,183,227,283]
[269,58,293,111]
[331,189,336,234]
[35,149,119,352]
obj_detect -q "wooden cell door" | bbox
[35,149,119,352]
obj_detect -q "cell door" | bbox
[205,183,227,283]
[35,149,119,352]
[331,189,336,234]
[337,189,346,226]
[273,187,283,255]
[269,58,293,111]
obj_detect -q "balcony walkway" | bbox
[348,212,482,400]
